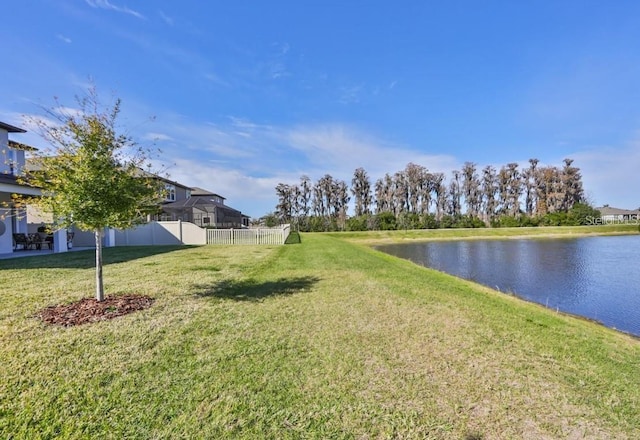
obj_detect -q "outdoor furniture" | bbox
[12,233,30,250]
[27,233,45,250]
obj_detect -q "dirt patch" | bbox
[39,295,154,327]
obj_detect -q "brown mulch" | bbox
[39,294,155,327]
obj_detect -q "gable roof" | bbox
[162,196,241,214]
[190,186,225,199]
[596,206,640,216]
[0,121,26,133]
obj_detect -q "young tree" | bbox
[16,89,163,302]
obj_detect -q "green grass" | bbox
[328,224,639,244]
[1,233,639,439]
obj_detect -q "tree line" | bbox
[271,158,600,232]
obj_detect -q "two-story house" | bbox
[0,121,42,254]
[161,186,248,228]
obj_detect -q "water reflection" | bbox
[377,235,640,337]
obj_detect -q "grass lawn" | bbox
[328,224,639,244]
[1,230,639,439]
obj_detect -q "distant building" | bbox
[595,206,640,222]
[161,186,249,228]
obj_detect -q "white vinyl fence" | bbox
[207,224,291,245]
[96,221,290,247]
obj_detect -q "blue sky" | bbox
[2,0,640,217]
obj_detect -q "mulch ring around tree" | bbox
[39,295,155,327]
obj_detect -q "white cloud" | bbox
[571,142,640,209]
[283,123,458,181]
[165,159,286,217]
[85,0,145,20]
[158,10,174,26]
[144,115,462,217]
[56,34,72,44]
[143,132,172,142]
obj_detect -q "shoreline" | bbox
[331,224,639,245]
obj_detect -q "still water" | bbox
[377,235,640,337]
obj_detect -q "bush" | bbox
[569,203,601,225]
[376,212,397,230]
[346,215,369,231]
[421,214,439,229]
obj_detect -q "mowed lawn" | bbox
[1,233,639,439]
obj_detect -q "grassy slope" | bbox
[328,224,638,244]
[1,234,639,439]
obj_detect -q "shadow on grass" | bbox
[194,276,319,301]
[0,245,195,270]
[285,231,302,244]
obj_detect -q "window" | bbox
[165,184,176,201]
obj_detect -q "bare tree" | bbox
[275,183,293,223]
[481,165,498,223]
[523,158,539,216]
[333,179,351,230]
[393,171,409,216]
[351,167,372,216]
[404,163,428,214]
[432,172,446,221]
[447,170,462,216]
[461,162,481,217]
[561,158,584,210]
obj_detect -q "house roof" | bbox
[190,186,225,199]
[0,121,26,133]
[596,206,640,216]
[133,169,192,189]
[8,140,38,151]
[162,196,241,214]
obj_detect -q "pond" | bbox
[377,235,640,337]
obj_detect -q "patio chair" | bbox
[44,234,54,250]
[12,233,30,250]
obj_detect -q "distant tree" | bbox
[461,162,481,218]
[16,89,163,302]
[432,172,447,221]
[351,167,372,216]
[275,183,293,223]
[392,171,408,216]
[297,175,312,231]
[568,202,600,225]
[447,170,462,216]
[561,158,584,211]
[523,158,539,216]
[481,165,498,224]
[263,212,279,228]
[404,162,428,214]
[375,173,394,214]
[333,179,350,230]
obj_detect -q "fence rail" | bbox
[207,225,291,245]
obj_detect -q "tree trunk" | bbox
[95,229,104,301]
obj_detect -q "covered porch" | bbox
[0,179,73,256]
